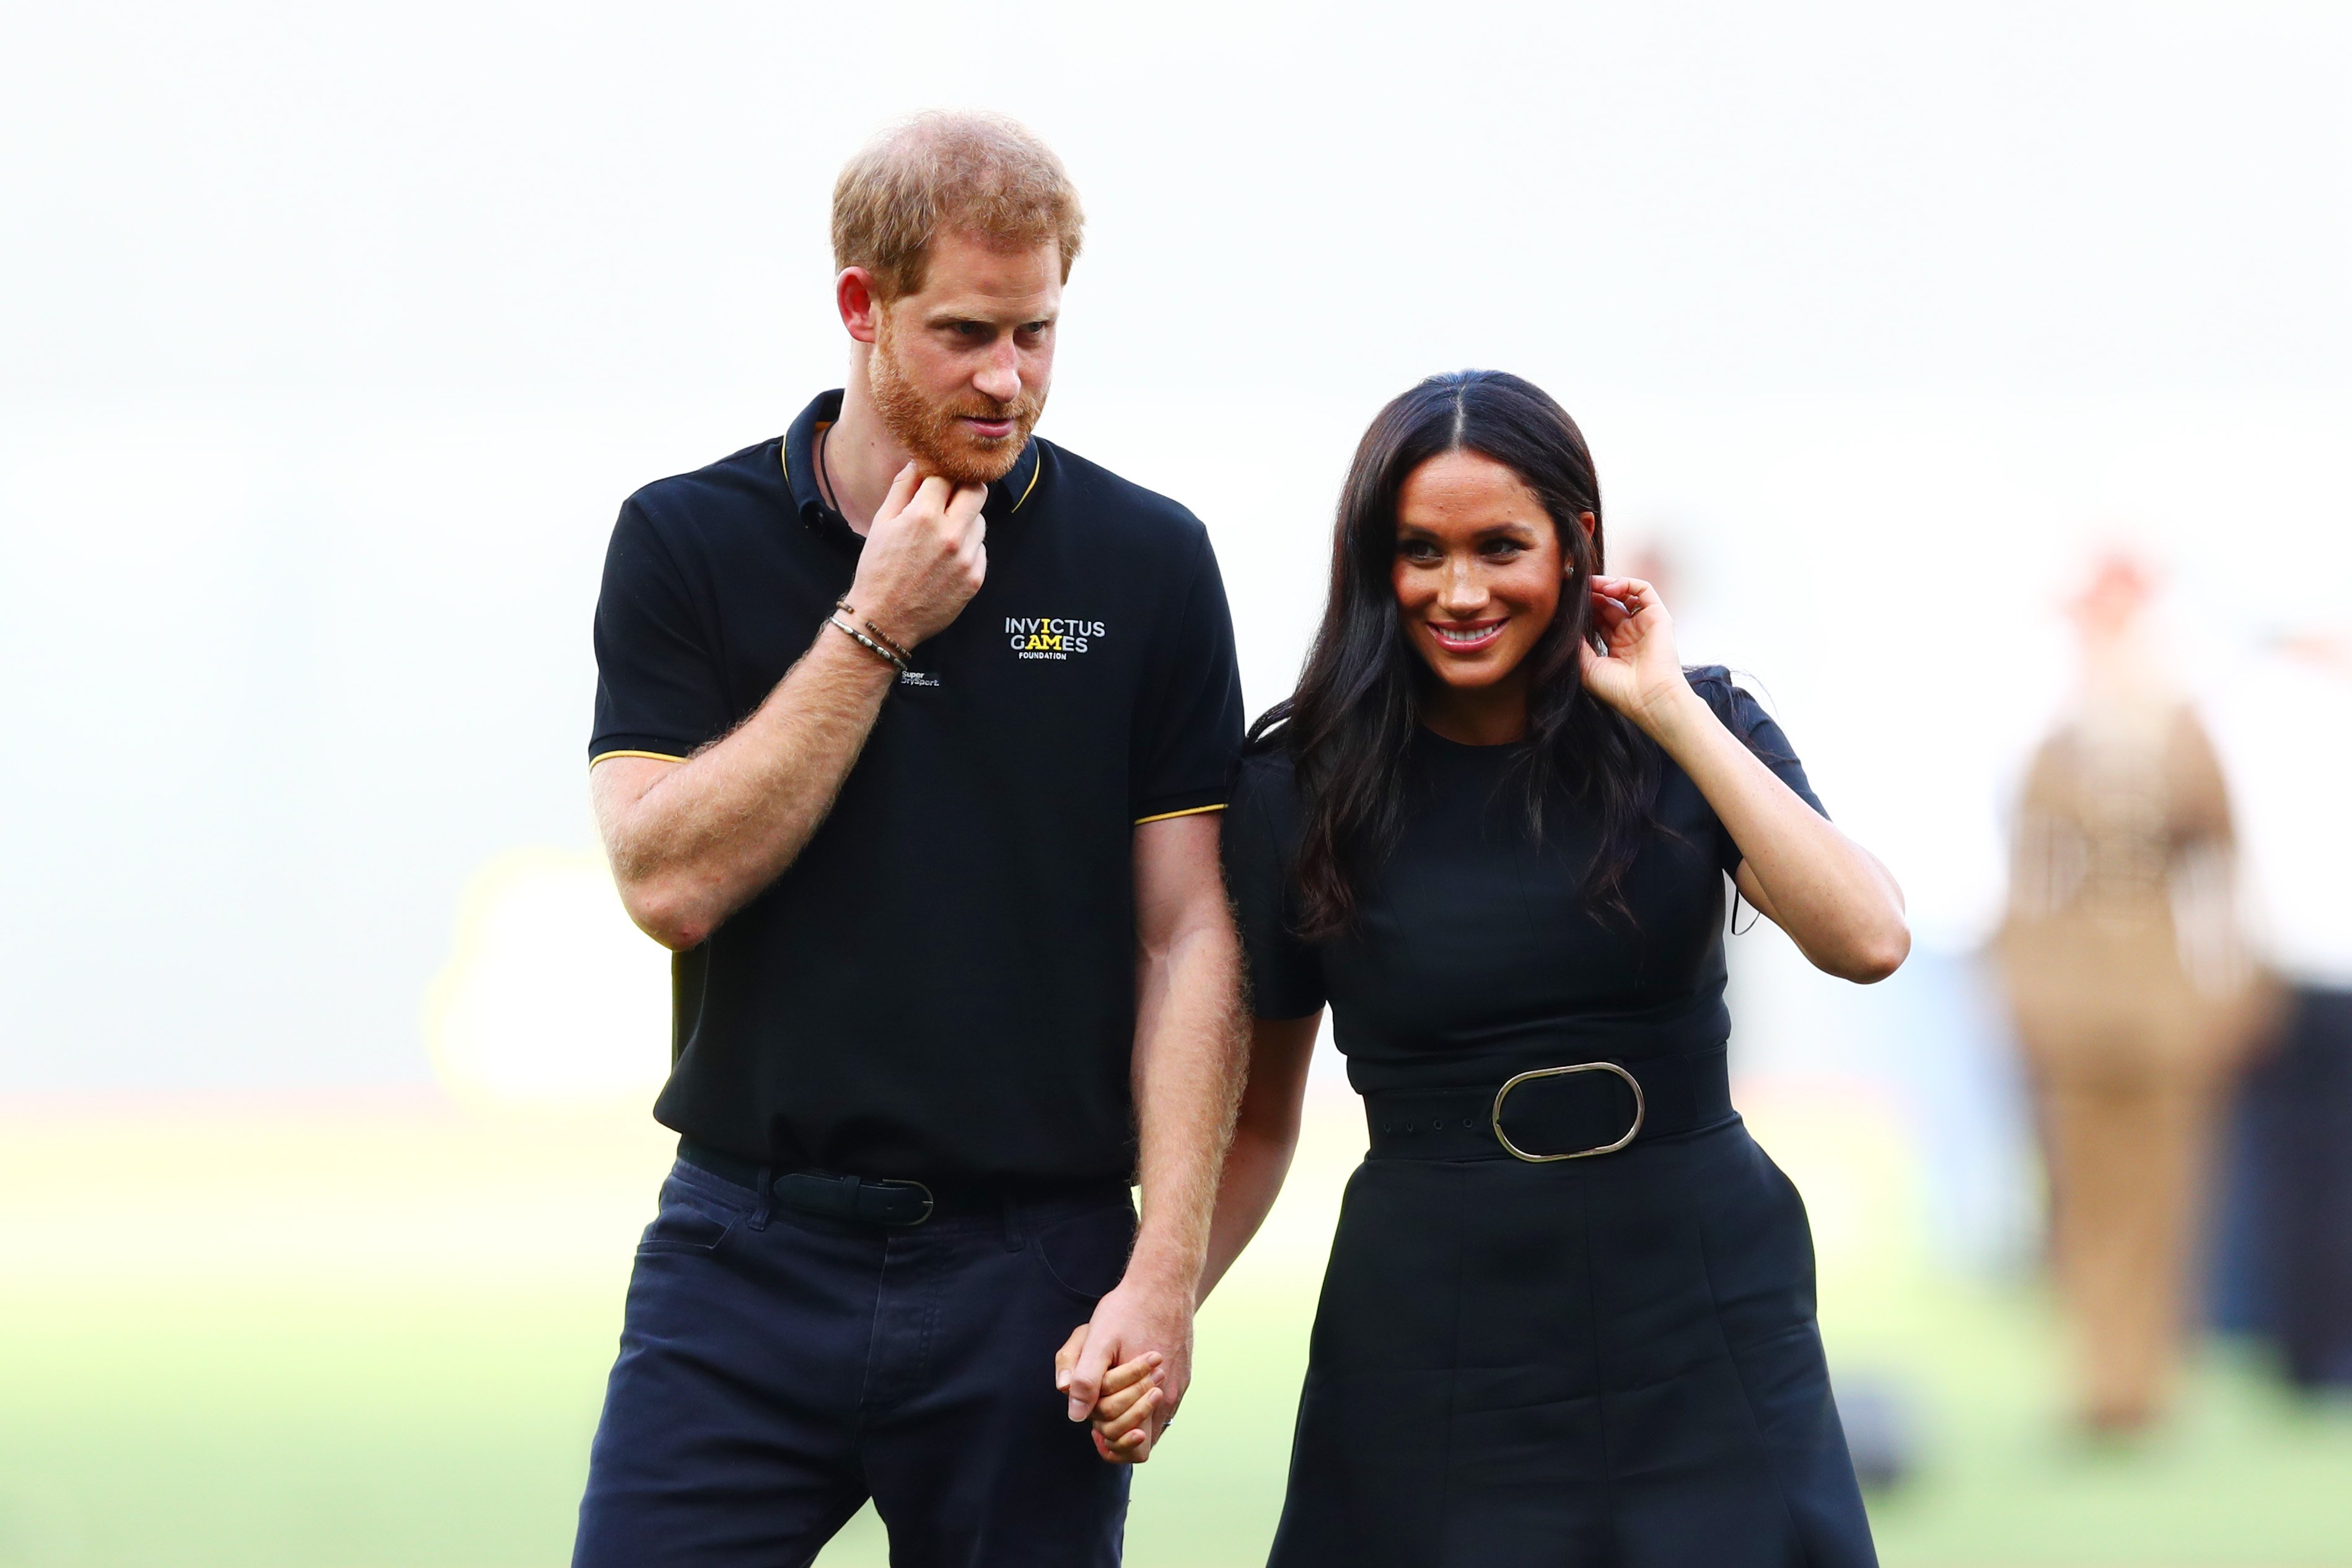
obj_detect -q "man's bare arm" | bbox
[594,467,987,950]
[592,635,895,950]
[1053,812,1245,1462]
[1125,812,1248,1305]
[1073,1009,1316,1458]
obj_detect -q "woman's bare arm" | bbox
[1582,575,1909,984]
[1198,1012,1323,1303]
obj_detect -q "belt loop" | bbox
[1001,1191,1024,1252]
[750,1163,774,1232]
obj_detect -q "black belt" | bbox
[1363,1046,1732,1162]
[677,1137,1127,1228]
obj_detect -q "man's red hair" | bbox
[832,112,1084,300]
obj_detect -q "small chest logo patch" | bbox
[1006,616,1105,661]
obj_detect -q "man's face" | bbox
[867,228,1061,485]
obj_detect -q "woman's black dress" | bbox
[1224,670,1877,1567]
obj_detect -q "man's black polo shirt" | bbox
[590,391,1244,1181]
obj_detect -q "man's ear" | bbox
[837,268,883,344]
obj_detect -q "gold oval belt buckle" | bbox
[1490,1061,1646,1162]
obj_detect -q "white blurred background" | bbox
[4,0,2346,1164]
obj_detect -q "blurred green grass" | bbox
[6,1092,2350,1566]
[4,1270,2351,1566]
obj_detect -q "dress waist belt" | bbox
[1361,1045,1733,1162]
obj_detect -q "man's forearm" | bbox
[599,624,897,948]
[1126,924,1245,1292]
[1054,816,1242,1457]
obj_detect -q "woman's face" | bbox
[1391,450,1576,694]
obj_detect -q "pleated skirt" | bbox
[1266,1116,1877,1568]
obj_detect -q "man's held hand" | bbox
[1054,1274,1195,1465]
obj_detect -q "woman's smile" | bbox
[1427,618,1509,651]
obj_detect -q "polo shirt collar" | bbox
[783,389,1043,547]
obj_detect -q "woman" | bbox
[1092,371,1908,1563]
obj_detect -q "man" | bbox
[1993,553,2268,1432]
[574,112,1245,1566]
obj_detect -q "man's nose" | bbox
[974,341,1021,404]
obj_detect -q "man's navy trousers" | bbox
[572,1155,1136,1567]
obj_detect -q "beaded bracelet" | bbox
[835,598,912,665]
[827,615,909,674]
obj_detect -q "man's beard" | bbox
[868,322,1045,486]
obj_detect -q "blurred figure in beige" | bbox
[1995,553,2270,1434]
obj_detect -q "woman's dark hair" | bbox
[1252,369,1659,937]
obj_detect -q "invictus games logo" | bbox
[1006,615,1105,661]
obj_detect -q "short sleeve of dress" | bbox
[1222,754,1327,1020]
[1688,667,1830,878]
[589,497,733,763]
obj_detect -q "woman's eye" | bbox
[1400,541,1440,563]
[1483,539,1525,558]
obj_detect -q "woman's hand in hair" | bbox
[1582,574,1912,983]
[1578,576,1693,734]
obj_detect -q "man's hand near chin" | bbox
[1055,1271,1193,1465]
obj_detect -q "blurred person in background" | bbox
[1994,552,2270,1434]
[574,113,1245,1567]
[1086,372,1908,1565]
[2207,629,2352,1393]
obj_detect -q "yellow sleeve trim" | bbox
[1133,803,1227,826]
[590,749,688,768]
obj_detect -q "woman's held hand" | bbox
[1054,1328,1170,1463]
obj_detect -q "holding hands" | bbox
[1060,1344,1169,1462]
[1055,1277,1191,1465]
[845,462,990,651]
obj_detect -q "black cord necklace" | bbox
[815,422,841,515]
